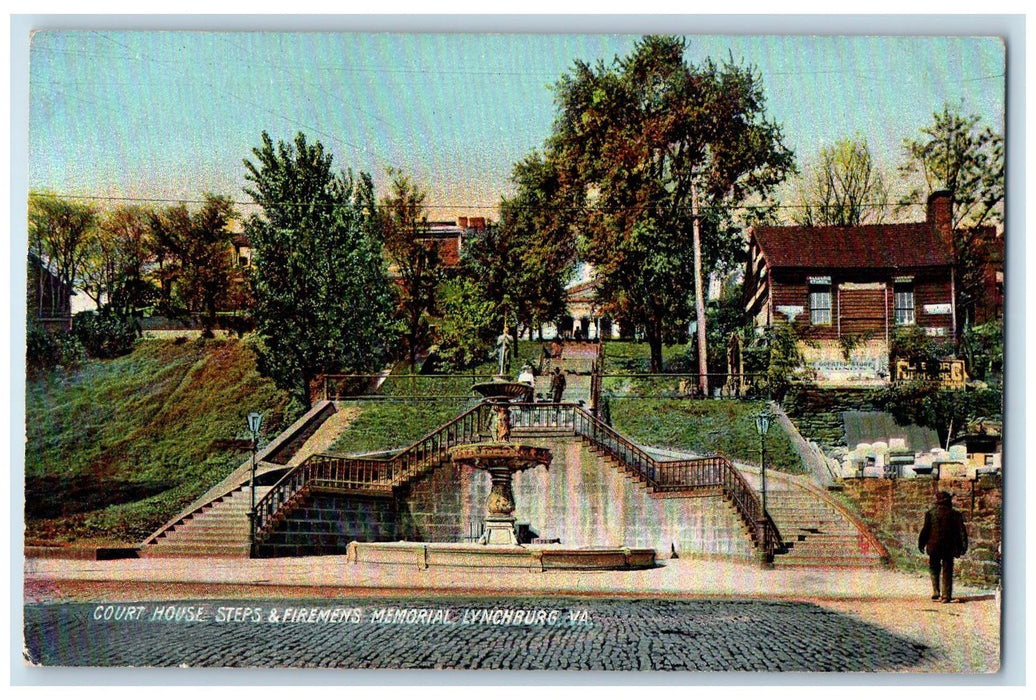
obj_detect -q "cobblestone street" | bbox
[24,596,938,672]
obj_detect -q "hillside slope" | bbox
[24,337,292,545]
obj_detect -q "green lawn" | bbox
[600,341,695,373]
[606,398,803,473]
[24,337,292,545]
[326,399,476,455]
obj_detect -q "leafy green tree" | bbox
[900,105,1004,229]
[380,169,439,371]
[900,105,1004,330]
[960,319,1003,384]
[433,277,496,370]
[81,205,157,319]
[458,221,521,360]
[764,323,805,403]
[28,192,97,316]
[498,151,577,337]
[148,195,238,337]
[793,136,891,226]
[243,131,394,407]
[545,35,794,383]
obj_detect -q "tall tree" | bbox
[900,105,1005,329]
[546,36,794,384]
[793,136,891,226]
[148,195,237,337]
[243,131,394,407]
[81,204,157,318]
[900,104,1004,229]
[380,169,438,371]
[28,192,97,317]
[498,151,577,338]
[459,220,521,355]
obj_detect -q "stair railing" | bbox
[512,402,782,558]
[254,402,494,538]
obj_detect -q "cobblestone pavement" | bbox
[24,596,938,672]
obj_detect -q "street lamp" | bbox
[247,411,263,557]
[755,410,771,565]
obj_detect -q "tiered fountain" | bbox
[450,379,550,545]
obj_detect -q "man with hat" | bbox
[918,490,969,603]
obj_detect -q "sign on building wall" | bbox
[894,359,967,388]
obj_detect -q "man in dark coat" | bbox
[549,367,566,403]
[918,490,969,603]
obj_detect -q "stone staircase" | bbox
[767,486,886,568]
[143,485,274,557]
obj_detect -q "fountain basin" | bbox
[471,380,533,402]
[449,442,552,469]
[347,541,657,571]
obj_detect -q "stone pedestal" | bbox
[481,515,520,545]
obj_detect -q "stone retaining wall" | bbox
[838,476,1001,586]
[782,386,882,446]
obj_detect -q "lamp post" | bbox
[247,411,263,558]
[755,410,771,566]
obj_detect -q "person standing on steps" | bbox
[549,367,566,403]
[918,490,969,603]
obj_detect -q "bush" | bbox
[889,326,952,365]
[879,382,1003,446]
[72,309,138,359]
[26,323,84,376]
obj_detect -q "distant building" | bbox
[743,191,958,386]
[26,252,72,330]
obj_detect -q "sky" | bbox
[27,31,1005,222]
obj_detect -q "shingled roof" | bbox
[751,222,954,270]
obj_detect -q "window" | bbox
[894,286,915,325]
[809,284,832,325]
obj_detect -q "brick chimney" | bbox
[927,190,954,257]
[457,216,468,229]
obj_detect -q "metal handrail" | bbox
[254,402,494,538]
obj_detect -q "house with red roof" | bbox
[743,191,958,386]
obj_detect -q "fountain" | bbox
[449,384,551,545]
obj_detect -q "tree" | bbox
[28,192,97,317]
[80,205,157,318]
[900,105,1004,229]
[900,105,1005,331]
[148,194,238,337]
[243,131,394,407]
[433,277,496,370]
[498,151,577,339]
[380,169,438,371]
[545,36,794,383]
[793,136,891,226]
[458,221,521,362]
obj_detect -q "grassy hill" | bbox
[24,337,292,546]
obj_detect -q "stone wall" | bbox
[257,492,398,557]
[398,460,488,543]
[838,476,1001,586]
[782,386,883,446]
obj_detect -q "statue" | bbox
[493,403,512,442]
[496,321,513,377]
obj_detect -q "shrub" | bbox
[26,323,84,376]
[72,309,138,359]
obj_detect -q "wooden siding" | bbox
[765,267,953,340]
